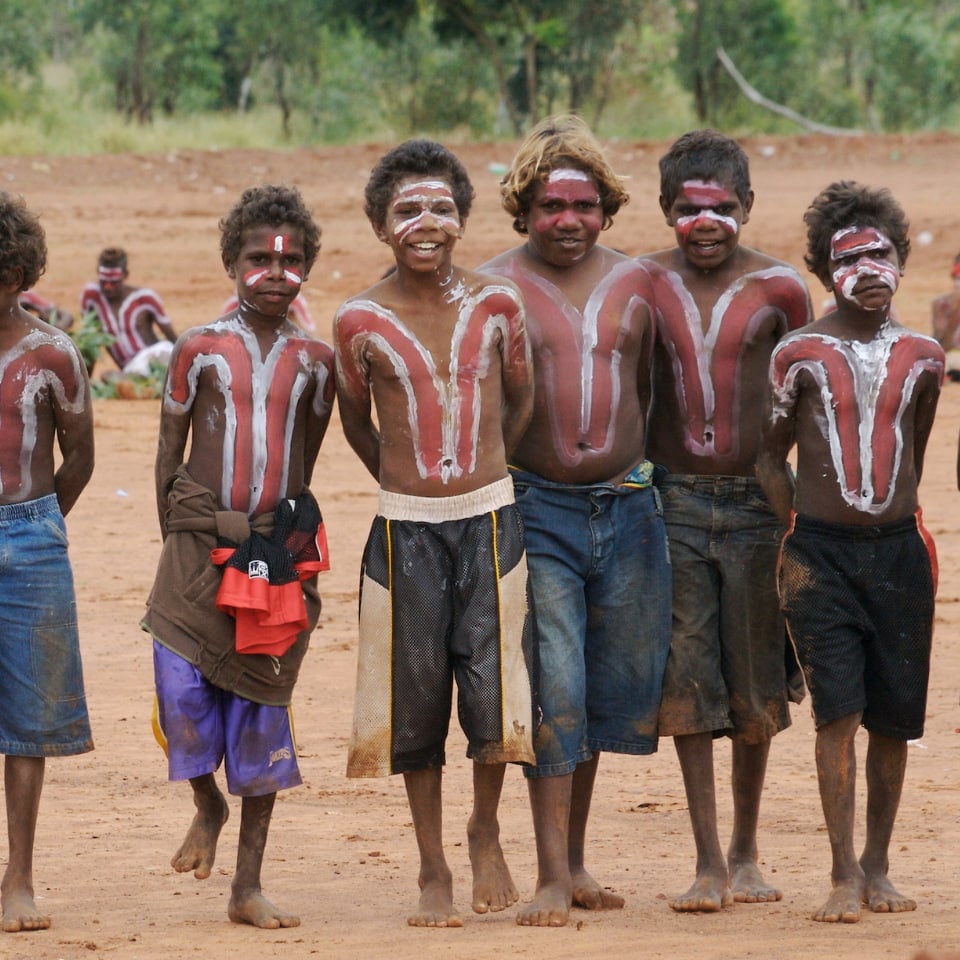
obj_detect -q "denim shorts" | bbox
[657,475,791,743]
[0,495,93,757]
[153,641,302,796]
[511,468,672,777]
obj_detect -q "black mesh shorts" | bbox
[347,482,536,777]
[778,512,935,740]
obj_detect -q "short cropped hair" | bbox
[658,129,751,208]
[500,113,629,234]
[0,192,46,292]
[803,180,910,290]
[364,139,474,227]
[98,247,128,271]
[220,184,321,272]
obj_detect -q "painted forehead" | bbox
[391,179,456,203]
[541,167,599,197]
[677,179,736,206]
[830,225,891,260]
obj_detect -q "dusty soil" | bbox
[2,133,960,960]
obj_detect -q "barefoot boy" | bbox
[0,192,94,932]
[80,247,176,376]
[337,139,536,927]
[480,114,670,926]
[757,181,943,923]
[143,184,334,928]
[639,129,812,912]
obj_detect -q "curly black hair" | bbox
[220,184,321,271]
[0,191,46,292]
[364,139,474,227]
[803,181,910,290]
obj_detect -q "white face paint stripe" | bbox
[546,168,592,183]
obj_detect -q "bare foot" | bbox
[171,791,229,879]
[408,876,463,928]
[730,860,783,903]
[1,888,51,933]
[864,872,917,914]
[516,881,570,927]
[571,866,624,910]
[812,878,863,923]
[468,823,518,914]
[669,870,733,913]
[228,889,300,929]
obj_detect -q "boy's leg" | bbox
[521,773,573,926]
[403,767,461,927]
[569,753,623,909]
[171,773,229,879]
[2,755,49,933]
[229,791,299,929]
[729,738,781,902]
[468,761,518,914]
[861,731,915,914]
[813,712,863,922]
[671,732,731,912]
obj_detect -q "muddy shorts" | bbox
[779,512,935,740]
[511,467,671,776]
[657,475,791,743]
[0,495,92,757]
[346,478,536,777]
[152,641,301,796]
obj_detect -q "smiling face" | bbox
[524,168,604,268]
[662,177,752,270]
[228,222,306,321]
[829,225,901,312]
[377,176,462,273]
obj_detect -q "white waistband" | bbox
[378,477,515,522]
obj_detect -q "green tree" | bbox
[77,0,221,122]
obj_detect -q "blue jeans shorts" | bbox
[153,641,301,796]
[511,468,672,777]
[0,495,93,757]
[657,475,791,743]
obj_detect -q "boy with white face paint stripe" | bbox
[757,180,943,923]
[481,114,671,927]
[639,129,813,915]
[336,139,537,929]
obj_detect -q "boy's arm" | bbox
[334,313,381,481]
[755,394,797,528]
[303,350,336,487]
[155,407,190,536]
[52,349,94,517]
[499,295,534,458]
[911,373,940,487]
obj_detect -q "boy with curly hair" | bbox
[758,181,943,923]
[143,184,335,928]
[0,192,94,933]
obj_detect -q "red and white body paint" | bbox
[80,282,171,368]
[771,323,944,514]
[163,317,332,516]
[674,180,740,240]
[645,262,809,459]
[0,330,86,499]
[492,257,650,465]
[221,292,315,332]
[335,284,526,483]
[830,226,900,308]
[387,180,462,243]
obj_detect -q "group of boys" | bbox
[0,116,943,935]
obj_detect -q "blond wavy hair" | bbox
[500,114,629,235]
